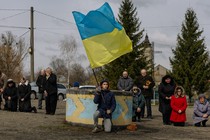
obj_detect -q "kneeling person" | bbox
[193,94,210,127]
[92,80,116,133]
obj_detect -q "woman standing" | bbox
[158,75,176,125]
[170,86,187,126]
[3,79,18,111]
[18,77,37,113]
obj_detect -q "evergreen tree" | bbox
[170,8,210,102]
[102,0,148,89]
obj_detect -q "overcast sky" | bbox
[0,0,210,72]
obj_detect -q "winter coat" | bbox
[44,73,57,95]
[117,76,133,91]
[193,99,210,124]
[158,75,176,113]
[94,89,116,119]
[133,90,145,116]
[170,95,187,123]
[136,75,155,98]
[36,75,46,93]
[3,81,18,111]
[17,82,32,112]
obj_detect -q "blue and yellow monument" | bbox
[66,89,133,126]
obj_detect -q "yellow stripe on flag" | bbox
[83,28,132,68]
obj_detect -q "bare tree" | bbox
[59,36,77,84]
[49,56,68,82]
[0,32,28,82]
[68,63,88,86]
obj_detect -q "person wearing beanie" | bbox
[3,79,18,111]
[193,94,210,127]
[132,85,145,122]
[73,81,80,89]
[92,80,116,133]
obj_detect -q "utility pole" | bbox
[29,7,34,82]
[151,41,162,79]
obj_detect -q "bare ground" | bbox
[0,100,208,140]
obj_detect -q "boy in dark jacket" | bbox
[132,85,145,122]
[92,80,116,133]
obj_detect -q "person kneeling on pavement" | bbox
[193,94,210,127]
[132,86,145,122]
[17,77,37,113]
[92,80,116,133]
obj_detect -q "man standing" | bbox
[0,71,7,109]
[136,69,155,119]
[117,70,133,91]
[44,67,57,115]
[36,69,46,109]
[92,80,116,133]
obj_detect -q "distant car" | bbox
[30,82,67,101]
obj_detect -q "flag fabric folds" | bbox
[72,2,132,68]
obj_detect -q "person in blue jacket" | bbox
[92,80,116,133]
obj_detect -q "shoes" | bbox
[46,112,50,115]
[195,123,201,127]
[202,121,206,127]
[147,116,153,119]
[50,112,55,115]
[33,106,37,113]
[92,127,100,133]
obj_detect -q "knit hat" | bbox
[7,79,13,84]
[198,94,206,99]
[73,82,80,87]
[100,79,109,86]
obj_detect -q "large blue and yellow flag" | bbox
[72,2,132,68]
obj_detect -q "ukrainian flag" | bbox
[72,2,132,68]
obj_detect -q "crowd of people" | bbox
[0,67,58,115]
[1,67,210,133]
[92,69,210,133]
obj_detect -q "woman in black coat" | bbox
[17,77,37,113]
[158,75,176,125]
[3,79,18,111]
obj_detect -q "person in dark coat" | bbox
[136,69,155,119]
[44,67,58,115]
[193,94,210,127]
[158,75,176,125]
[18,77,37,113]
[117,70,133,91]
[132,85,145,122]
[36,69,46,109]
[170,86,187,126]
[92,80,116,133]
[3,79,18,111]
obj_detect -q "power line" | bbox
[0,9,29,11]
[35,10,75,25]
[0,25,29,29]
[18,30,30,38]
[36,29,71,36]
[0,11,28,22]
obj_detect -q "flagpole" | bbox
[92,68,105,103]
[92,69,99,86]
